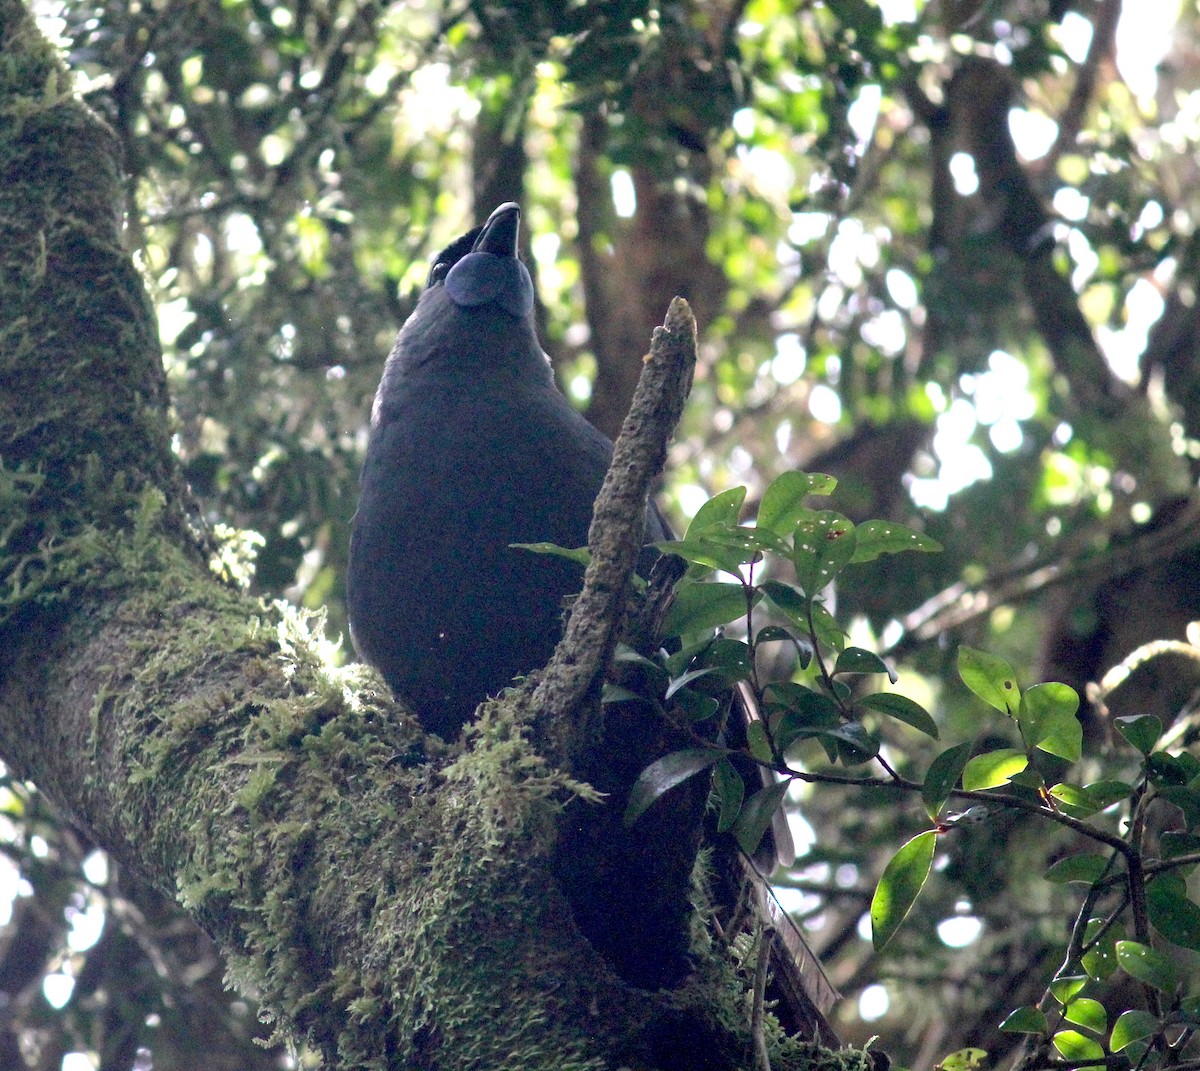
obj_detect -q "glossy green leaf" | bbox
[808,598,847,653]
[1155,784,1200,826]
[1114,714,1162,754]
[860,692,939,739]
[671,688,721,722]
[1045,853,1108,884]
[1147,875,1200,951]
[1110,1010,1159,1052]
[1081,918,1125,981]
[733,779,790,857]
[935,1048,987,1071]
[958,646,1020,715]
[686,486,746,536]
[1047,783,1099,818]
[871,829,936,951]
[834,647,895,679]
[961,749,1028,791]
[746,719,775,765]
[624,749,722,826]
[999,1006,1047,1034]
[849,519,942,562]
[1051,1029,1104,1063]
[662,581,755,637]
[512,541,591,565]
[760,579,810,631]
[756,471,836,534]
[1020,682,1082,762]
[833,722,880,765]
[1063,998,1106,1033]
[1083,780,1133,808]
[792,511,857,595]
[655,533,760,575]
[1115,940,1179,992]
[923,742,973,818]
[1049,976,1088,1004]
[713,758,745,834]
[1161,831,1200,858]
[601,682,643,705]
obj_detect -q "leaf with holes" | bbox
[792,511,857,595]
[958,646,1020,715]
[757,470,836,534]
[850,519,942,562]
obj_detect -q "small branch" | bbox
[533,298,697,725]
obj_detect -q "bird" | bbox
[347,201,668,740]
[347,203,839,1028]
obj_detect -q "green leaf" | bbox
[962,749,1028,791]
[760,579,809,630]
[1114,714,1162,754]
[871,829,937,951]
[671,688,721,722]
[1045,853,1109,884]
[1051,1029,1104,1063]
[1161,831,1200,858]
[655,533,761,575]
[686,486,746,536]
[713,758,745,834]
[809,598,847,653]
[860,692,939,739]
[756,471,836,534]
[662,581,755,637]
[1050,977,1088,1004]
[1155,784,1200,827]
[849,519,942,562]
[1147,875,1200,951]
[1020,682,1082,762]
[1082,919,1125,981]
[746,719,775,765]
[624,749,722,826]
[1047,783,1099,818]
[834,647,896,680]
[755,625,813,670]
[733,779,790,857]
[923,742,973,818]
[769,686,841,751]
[1110,1010,1159,1052]
[792,511,857,594]
[511,541,591,565]
[999,1006,1047,1034]
[1115,940,1179,992]
[601,682,644,705]
[935,1048,987,1071]
[833,722,880,765]
[958,646,1021,715]
[1083,780,1133,808]
[1063,998,1107,1034]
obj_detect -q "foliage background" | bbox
[3,0,1200,1068]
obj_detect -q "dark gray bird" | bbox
[347,202,667,739]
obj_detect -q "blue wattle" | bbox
[445,251,534,318]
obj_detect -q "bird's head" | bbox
[429,201,534,319]
[379,202,545,387]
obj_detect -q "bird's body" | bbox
[348,203,665,739]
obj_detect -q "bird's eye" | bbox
[429,262,450,285]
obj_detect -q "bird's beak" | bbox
[472,202,521,258]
